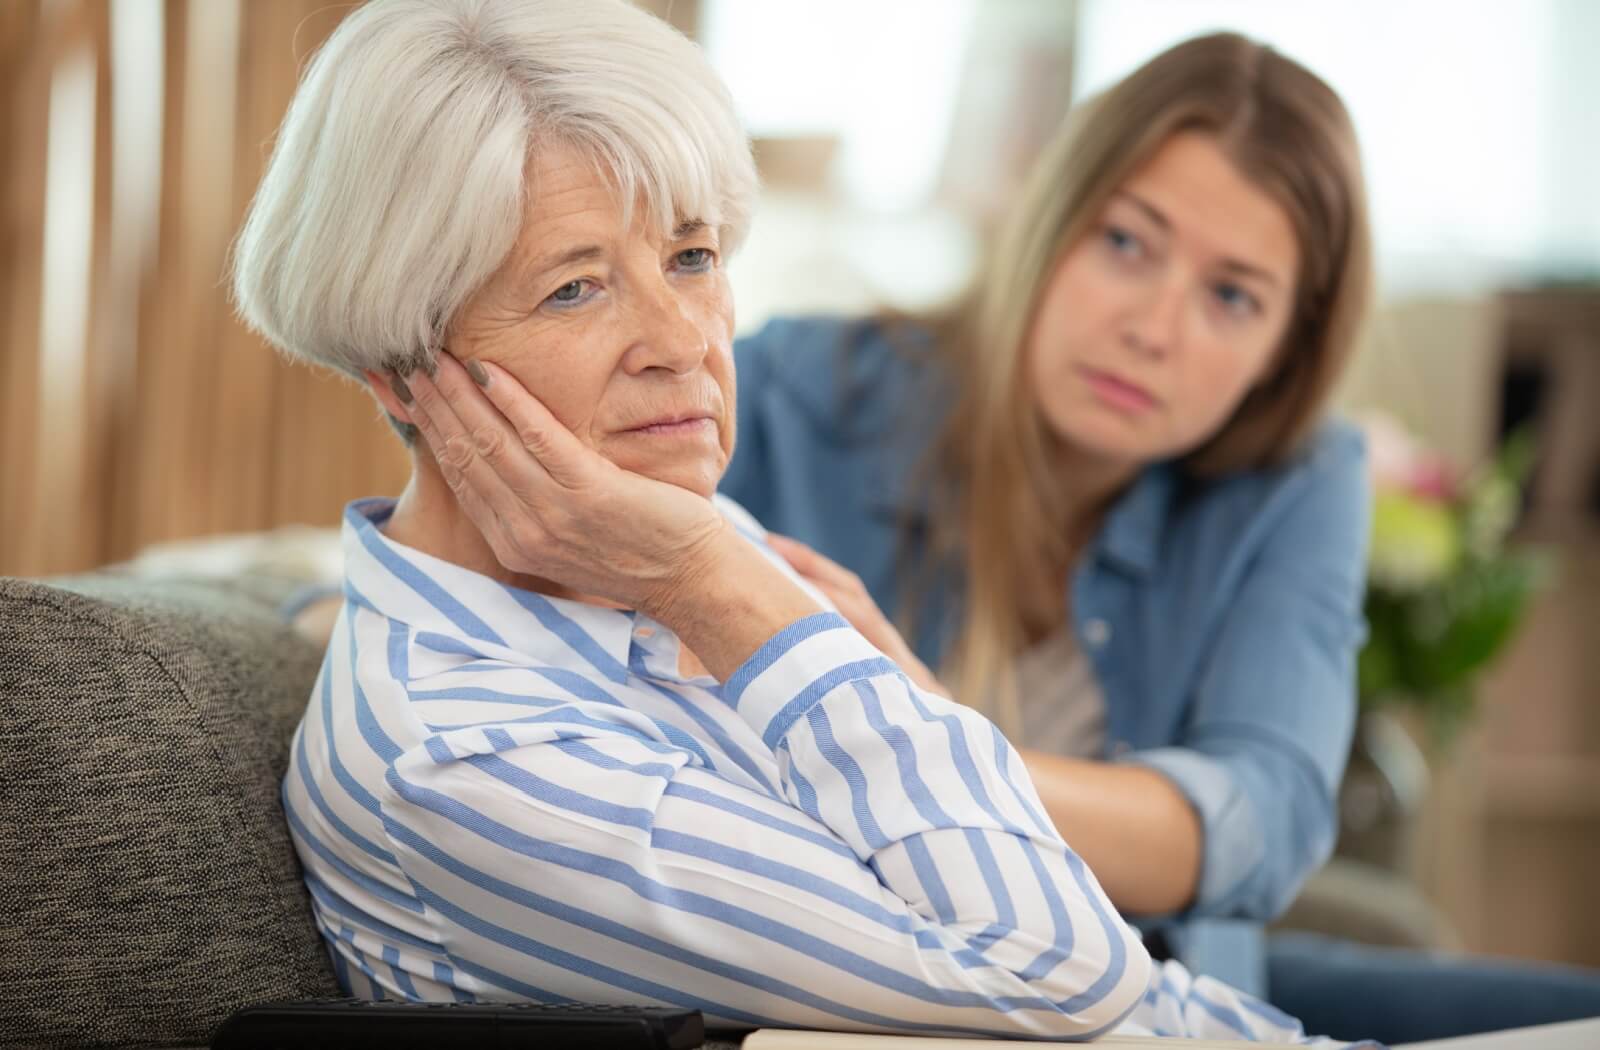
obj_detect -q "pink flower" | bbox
[1408,456,1459,503]
[1356,411,1459,503]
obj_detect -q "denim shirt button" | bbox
[1084,618,1112,648]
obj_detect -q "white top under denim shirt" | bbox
[1009,626,1108,760]
[281,497,1373,1045]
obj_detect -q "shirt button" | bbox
[1084,618,1112,648]
[634,625,656,640]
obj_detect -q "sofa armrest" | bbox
[0,573,340,1050]
[1271,857,1462,952]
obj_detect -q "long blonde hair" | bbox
[925,33,1374,727]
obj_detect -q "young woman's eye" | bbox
[545,279,594,307]
[674,247,716,271]
[1103,225,1144,259]
[1213,281,1261,317]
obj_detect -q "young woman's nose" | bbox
[1122,270,1187,359]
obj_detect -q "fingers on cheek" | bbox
[517,424,554,461]
[439,436,476,480]
[471,426,506,460]
[404,376,440,423]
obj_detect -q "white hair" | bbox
[231,0,757,378]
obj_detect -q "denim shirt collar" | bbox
[864,370,956,522]
[1092,462,1180,579]
[872,426,1179,582]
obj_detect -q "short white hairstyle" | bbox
[231,0,757,378]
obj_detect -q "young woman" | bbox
[721,32,1600,1045]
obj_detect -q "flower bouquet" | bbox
[1356,413,1546,746]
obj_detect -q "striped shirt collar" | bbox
[340,498,642,681]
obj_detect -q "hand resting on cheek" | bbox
[392,351,732,619]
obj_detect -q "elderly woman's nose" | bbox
[621,286,711,374]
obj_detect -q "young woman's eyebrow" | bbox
[1113,191,1170,232]
[1117,191,1280,288]
[1217,258,1280,288]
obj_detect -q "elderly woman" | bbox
[233,1,1363,1043]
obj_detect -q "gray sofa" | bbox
[0,573,338,1050]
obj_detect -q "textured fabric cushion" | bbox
[0,574,339,1050]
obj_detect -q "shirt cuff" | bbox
[1119,746,1265,912]
[723,611,898,750]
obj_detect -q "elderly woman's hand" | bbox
[400,352,730,617]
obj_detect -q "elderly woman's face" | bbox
[449,145,736,499]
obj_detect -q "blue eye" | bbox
[1213,281,1260,317]
[1103,225,1142,257]
[674,247,715,271]
[546,279,593,308]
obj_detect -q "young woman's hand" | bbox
[395,352,731,619]
[766,534,950,698]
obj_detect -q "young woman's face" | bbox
[1027,131,1301,470]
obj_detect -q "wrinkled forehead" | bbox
[493,143,718,287]
[535,129,729,241]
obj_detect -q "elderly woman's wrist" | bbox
[637,526,732,625]
[645,532,825,681]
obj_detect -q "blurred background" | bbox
[2,0,1596,972]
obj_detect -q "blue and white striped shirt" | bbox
[282,497,1359,1044]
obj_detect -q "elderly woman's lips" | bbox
[622,416,716,437]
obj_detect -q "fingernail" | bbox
[389,373,413,405]
[466,360,491,388]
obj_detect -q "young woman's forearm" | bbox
[1018,748,1202,916]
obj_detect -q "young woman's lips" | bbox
[1078,366,1159,414]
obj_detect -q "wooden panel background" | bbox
[1,0,410,577]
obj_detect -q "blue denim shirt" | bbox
[721,316,1371,995]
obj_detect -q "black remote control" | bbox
[210,997,706,1049]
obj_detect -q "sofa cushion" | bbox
[0,574,339,1050]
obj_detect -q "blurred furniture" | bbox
[1499,286,1600,531]
[1336,294,1505,469]
[0,566,338,1050]
[1333,291,1600,969]
[1274,859,1461,953]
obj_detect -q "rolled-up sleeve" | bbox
[1124,434,1371,921]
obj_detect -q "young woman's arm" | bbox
[1117,435,1372,921]
[771,428,1371,922]
[1013,752,1203,915]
